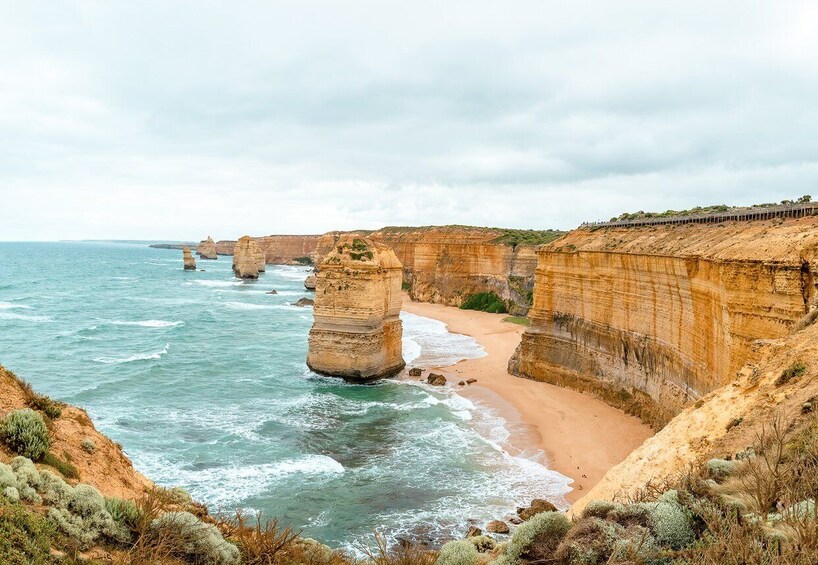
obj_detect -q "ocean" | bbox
[0,242,570,550]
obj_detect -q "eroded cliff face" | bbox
[511,217,818,426]
[196,236,218,259]
[315,227,542,314]
[255,235,322,265]
[307,236,405,381]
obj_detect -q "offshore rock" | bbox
[427,373,446,386]
[517,499,557,521]
[294,298,314,307]
[408,367,423,377]
[232,236,263,279]
[306,236,405,381]
[486,520,510,534]
[182,247,196,270]
[197,236,218,259]
[304,275,317,290]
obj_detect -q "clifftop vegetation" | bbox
[609,195,813,222]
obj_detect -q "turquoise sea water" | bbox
[0,242,570,549]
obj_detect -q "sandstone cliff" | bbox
[254,235,322,265]
[196,236,218,259]
[182,246,196,270]
[315,227,561,315]
[307,236,405,381]
[0,365,150,500]
[232,236,263,279]
[511,216,818,427]
[574,298,818,514]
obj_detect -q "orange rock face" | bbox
[511,217,818,425]
[307,236,405,381]
[315,227,541,314]
[196,236,218,259]
[254,235,322,265]
[182,247,196,270]
[232,236,265,279]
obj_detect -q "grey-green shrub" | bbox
[610,527,663,564]
[1,409,50,460]
[582,500,624,520]
[435,540,480,565]
[467,534,496,553]
[706,458,737,481]
[150,511,240,565]
[81,437,96,454]
[506,511,571,563]
[48,483,129,549]
[554,517,624,564]
[2,486,20,503]
[37,470,74,508]
[0,463,15,489]
[105,497,139,531]
[644,490,694,550]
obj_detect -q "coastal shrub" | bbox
[644,491,695,550]
[359,532,437,565]
[582,500,624,520]
[0,500,58,564]
[81,437,97,454]
[37,470,74,507]
[1,409,50,460]
[26,394,63,419]
[706,458,737,482]
[435,540,479,565]
[150,511,240,565]
[42,452,79,479]
[554,517,624,564]
[609,526,663,564]
[160,485,194,506]
[506,511,571,563]
[48,483,130,548]
[12,457,43,503]
[0,463,16,489]
[460,292,508,314]
[466,534,496,553]
[228,511,301,565]
[777,361,807,386]
[2,486,20,503]
[105,497,140,532]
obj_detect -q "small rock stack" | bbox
[232,236,265,279]
[182,247,197,270]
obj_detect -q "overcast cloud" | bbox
[2,1,818,240]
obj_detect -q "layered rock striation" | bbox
[182,247,197,270]
[307,236,405,381]
[511,217,818,426]
[315,226,559,314]
[232,236,265,279]
[196,236,218,259]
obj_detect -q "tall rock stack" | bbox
[254,244,267,273]
[232,236,263,279]
[197,236,218,259]
[182,247,197,270]
[307,236,405,381]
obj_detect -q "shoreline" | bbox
[401,296,653,504]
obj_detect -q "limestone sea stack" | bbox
[232,236,264,279]
[182,247,196,270]
[197,236,218,259]
[306,236,405,381]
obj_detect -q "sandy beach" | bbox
[402,296,653,504]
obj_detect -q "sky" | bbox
[2,1,818,240]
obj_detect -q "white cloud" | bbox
[1,1,817,239]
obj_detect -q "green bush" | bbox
[554,517,623,564]
[460,292,508,314]
[506,511,571,563]
[105,497,139,532]
[1,409,50,460]
[48,483,130,548]
[643,491,695,550]
[2,487,20,503]
[581,500,624,520]
[0,500,59,564]
[42,452,79,479]
[706,458,737,481]
[0,463,16,490]
[25,395,63,419]
[777,361,807,386]
[435,540,480,565]
[81,437,96,454]
[467,534,496,553]
[150,511,240,565]
[37,470,74,508]
[11,457,43,503]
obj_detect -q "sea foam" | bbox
[93,343,170,364]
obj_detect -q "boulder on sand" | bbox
[427,373,446,386]
[408,368,423,377]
